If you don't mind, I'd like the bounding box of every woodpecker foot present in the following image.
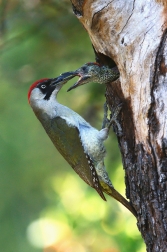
[108,104,123,136]
[101,102,110,129]
[102,103,123,135]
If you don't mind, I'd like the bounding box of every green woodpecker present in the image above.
[28,72,136,217]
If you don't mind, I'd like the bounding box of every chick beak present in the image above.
[67,70,90,92]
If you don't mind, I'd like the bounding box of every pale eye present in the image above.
[41,84,46,89]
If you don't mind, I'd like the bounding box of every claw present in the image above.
[101,102,110,129]
[108,104,123,136]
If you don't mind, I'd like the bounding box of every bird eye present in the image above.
[82,66,86,71]
[41,84,46,89]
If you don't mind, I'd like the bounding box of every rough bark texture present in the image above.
[70,1,167,251]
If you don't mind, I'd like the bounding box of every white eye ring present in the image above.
[41,84,46,89]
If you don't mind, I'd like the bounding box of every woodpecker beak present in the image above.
[51,71,76,86]
[67,71,91,92]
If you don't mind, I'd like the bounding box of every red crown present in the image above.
[28,78,48,102]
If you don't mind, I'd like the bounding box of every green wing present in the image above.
[44,116,106,200]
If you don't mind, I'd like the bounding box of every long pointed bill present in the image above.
[67,75,91,92]
[51,71,76,86]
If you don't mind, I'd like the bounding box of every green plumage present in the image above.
[40,115,106,201]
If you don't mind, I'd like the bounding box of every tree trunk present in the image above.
[70,1,167,251]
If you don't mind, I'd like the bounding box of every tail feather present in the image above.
[101,182,137,217]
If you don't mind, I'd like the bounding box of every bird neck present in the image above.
[30,91,60,119]
[98,66,119,84]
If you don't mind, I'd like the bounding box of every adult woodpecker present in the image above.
[67,62,120,91]
[28,73,137,217]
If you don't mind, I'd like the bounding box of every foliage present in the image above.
[0,1,144,251]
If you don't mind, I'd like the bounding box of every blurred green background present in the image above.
[0,1,145,251]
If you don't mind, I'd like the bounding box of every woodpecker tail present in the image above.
[101,182,137,217]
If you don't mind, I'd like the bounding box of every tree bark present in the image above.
[70,1,167,251]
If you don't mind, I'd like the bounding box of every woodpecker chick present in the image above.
[67,63,122,135]
[67,62,120,91]
[28,74,137,217]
